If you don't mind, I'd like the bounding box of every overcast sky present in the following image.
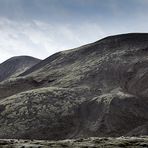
[0,0,148,62]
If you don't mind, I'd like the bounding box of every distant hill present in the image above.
[0,33,148,140]
[0,56,40,82]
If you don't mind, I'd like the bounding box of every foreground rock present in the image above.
[0,137,148,148]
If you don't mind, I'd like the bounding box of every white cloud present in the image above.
[0,17,106,62]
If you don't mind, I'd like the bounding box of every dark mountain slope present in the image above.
[0,56,40,82]
[19,52,62,77]
[1,33,148,99]
[0,33,148,139]
[20,33,148,77]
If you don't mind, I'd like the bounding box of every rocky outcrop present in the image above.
[0,33,148,139]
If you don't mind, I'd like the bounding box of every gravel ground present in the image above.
[0,136,148,148]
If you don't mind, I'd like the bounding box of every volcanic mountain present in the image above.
[0,56,40,82]
[0,33,148,140]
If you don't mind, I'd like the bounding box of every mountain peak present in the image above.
[0,55,41,82]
